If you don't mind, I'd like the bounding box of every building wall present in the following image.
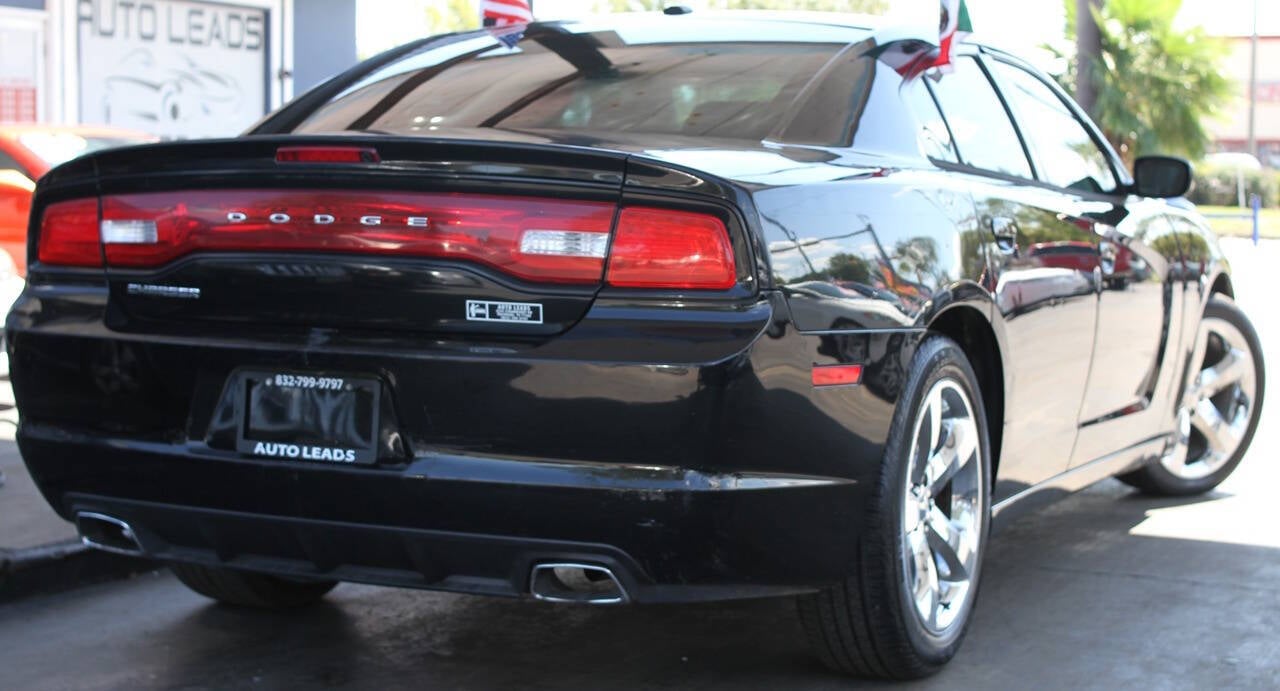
[293,0,357,94]
[1,0,356,134]
[1209,36,1280,164]
[0,2,46,122]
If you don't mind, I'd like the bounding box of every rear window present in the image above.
[292,27,851,143]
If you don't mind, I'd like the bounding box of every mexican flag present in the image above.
[934,0,973,71]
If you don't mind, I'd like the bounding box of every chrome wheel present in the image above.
[1163,316,1258,481]
[901,379,983,636]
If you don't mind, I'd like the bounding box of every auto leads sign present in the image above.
[76,0,269,139]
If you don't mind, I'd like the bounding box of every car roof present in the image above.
[659,9,884,30]
[518,12,869,47]
[518,11,1027,68]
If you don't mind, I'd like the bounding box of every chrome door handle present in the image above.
[1099,240,1118,262]
[1099,240,1118,277]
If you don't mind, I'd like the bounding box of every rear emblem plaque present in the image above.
[466,300,543,324]
[126,283,201,300]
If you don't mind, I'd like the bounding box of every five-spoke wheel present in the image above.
[799,336,991,680]
[1122,296,1265,496]
[902,379,983,635]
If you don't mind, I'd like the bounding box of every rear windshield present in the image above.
[291,23,857,143]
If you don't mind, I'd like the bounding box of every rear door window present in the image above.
[925,56,1032,178]
[901,78,959,163]
[986,59,1118,194]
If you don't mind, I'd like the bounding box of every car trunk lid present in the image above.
[86,136,629,338]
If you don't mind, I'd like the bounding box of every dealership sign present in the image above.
[76,0,269,138]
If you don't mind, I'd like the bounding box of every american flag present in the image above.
[481,0,533,27]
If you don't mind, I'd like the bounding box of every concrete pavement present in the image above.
[1,472,1277,690]
[0,238,1275,689]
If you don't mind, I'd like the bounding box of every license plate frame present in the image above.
[234,370,381,465]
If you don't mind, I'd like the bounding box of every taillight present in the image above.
[35,190,739,291]
[605,207,736,290]
[37,199,102,267]
[276,146,380,164]
[100,190,615,284]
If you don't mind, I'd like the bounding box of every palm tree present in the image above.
[1063,0,1233,164]
[426,0,480,34]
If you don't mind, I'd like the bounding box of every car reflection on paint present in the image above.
[785,280,914,331]
[994,266,1097,317]
[103,49,242,126]
[1028,240,1139,290]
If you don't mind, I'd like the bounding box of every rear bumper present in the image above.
[24,423,866,603]
[10,287,917,602]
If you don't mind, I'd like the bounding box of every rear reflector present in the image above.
[276,146,380,164]
[811,365,864,387]
[100,190,616,284]
[606,207,735,290]
[37,198,102,267]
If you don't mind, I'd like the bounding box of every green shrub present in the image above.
[1189,166,1279,208]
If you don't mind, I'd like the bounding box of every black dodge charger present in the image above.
[9,11,1265,680]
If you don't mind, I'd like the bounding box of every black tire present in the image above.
[798,336,992,679]
[170,563,337,609]
[1119,296,1265,496]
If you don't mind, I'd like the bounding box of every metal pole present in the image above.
[1253,194,1262,246]
[1248,0,1259,158]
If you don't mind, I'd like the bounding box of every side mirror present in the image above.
[1132,156,1193,199]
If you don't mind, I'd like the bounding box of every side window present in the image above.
[925,56,1031,178]
[987,60,1118,194]
[901,78,958,163]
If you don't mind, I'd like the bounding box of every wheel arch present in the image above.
[927,304,1006,484]
[1210,271,1234,299]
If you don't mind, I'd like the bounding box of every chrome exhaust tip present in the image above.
[75,512,145,557]
[530,562,629,605]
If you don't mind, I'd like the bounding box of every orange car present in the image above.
[0,124,156,275]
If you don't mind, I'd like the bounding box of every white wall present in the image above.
[0,6,48,122]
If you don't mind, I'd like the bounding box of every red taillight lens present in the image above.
[605,207,736,290]
[276,146,380,164]
[100,190,615,284]
[37,199,102,267]
[39,190,739,291]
